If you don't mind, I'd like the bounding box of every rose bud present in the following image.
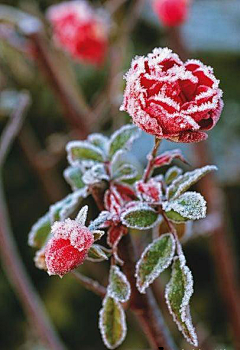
[120,47,223,143]
[153,0,189,27]
[47,1,108,66]
[45,218,94,277]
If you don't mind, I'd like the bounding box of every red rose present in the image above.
[45,219,94,277]
[47,1,108,66]
[120,48,223,143]
[153,0,189,27]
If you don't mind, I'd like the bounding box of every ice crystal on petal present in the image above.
[135,179,162,204]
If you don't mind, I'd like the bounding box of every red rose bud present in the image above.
[47,1,108,66]
[120,48,223,143]
[153,0,189,27]
[45,219,94,277]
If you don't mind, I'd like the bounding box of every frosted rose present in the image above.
[47,1,108,66]
[120,48,223,143]
[153,0,189,27]
[45,219,94,277]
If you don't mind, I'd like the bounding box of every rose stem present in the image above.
[143,137,162,182]
[90,183,177,350]
[167,25,240,348]
[0,93,65,350]
[71,271,106,298]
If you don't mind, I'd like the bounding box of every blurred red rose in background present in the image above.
[47,1,108,66]
[153,0,189,27]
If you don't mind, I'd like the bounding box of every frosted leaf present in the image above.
[108,266,131,303]
[135,179,162,204]
[28,213,51,248]
[108,124,141,158]
[136,233,175,294]
[82,163,109,185]
[66,140,105,166]
[87,133,109,153]
[113,163,138,182]
[167,165,217,200]
[76,205,88,226]
[87,244,109,262]
[110,150,127,174]
[165,166,183,185]
[121,203,160,230]
[99,295,127,349]
[49,190,85,223]
[153,149,187,169]
[163,192,207,222]
[88,211,111,231]
[63,166,85,190]
[165,257,198,347]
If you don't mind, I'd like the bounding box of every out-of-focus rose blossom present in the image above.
[120,47,223,143]
[47,1,108,66]
[45,219,94,277]
[153,0,189,27]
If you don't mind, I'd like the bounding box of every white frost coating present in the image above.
[163,192,207,221]
[87,133,109,153]
[110,149,127,174]
[108,266,131,303]
[49,189,86,224]
[82,163,109,185]
[136,233,176,294]
[165,257,198,347]
[107,124,141,156]
[115,164,138,181]
[120,203,160,230]
[92,230,105,241]
[99,294,127,350]
[167,165,217,200]
[28,213,49,247]
[66,140,105,166]
[135,179,162,204]
[88,211,111,231]
[165,166,183,184]
[76,205,88,226]
[86,244,108,262]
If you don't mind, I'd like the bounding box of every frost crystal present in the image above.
[76,205,88,226]
[108,266,131,303]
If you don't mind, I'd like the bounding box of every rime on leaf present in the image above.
[108,124,141,158]
[121,204,159,230]
[28,213,51,248]
[66,141,105,165]
[64,166,85,190]
[87,244,109,262]
[99,295,127,349]
[108,266,131,303]
[136,233,175,293]
[165,257,198,346]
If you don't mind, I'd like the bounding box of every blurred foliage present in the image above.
[0,0,239,349]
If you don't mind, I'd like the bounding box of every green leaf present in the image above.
[121,204,159,230]
[88,133,108,152]
[28,213,51,248]
[108,266,131,303]
[136,234,175,293]
[167,165,217,200]
[165,257,198,347]
[113,163,138,182]
[163,192,207,223]
[64,166,85,190]
[165,166,183,185]
[66,140,104,164]
[50,190,84,223]
[87,244,109,262]
[99,295,127,349]
[108,124,141,158]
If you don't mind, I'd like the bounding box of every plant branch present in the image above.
[90,182,177,350]
[143,137,162,182]
[71,271,106,298]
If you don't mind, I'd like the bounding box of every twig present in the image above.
[0,96,65,349]
[71,271,106,298]
[0,92,30,167]
[143,137,161,182]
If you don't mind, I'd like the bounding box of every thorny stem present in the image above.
[71,271,106,298]
[90,182,177,350]
[0,96,65,350]
[143,137,162,182]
